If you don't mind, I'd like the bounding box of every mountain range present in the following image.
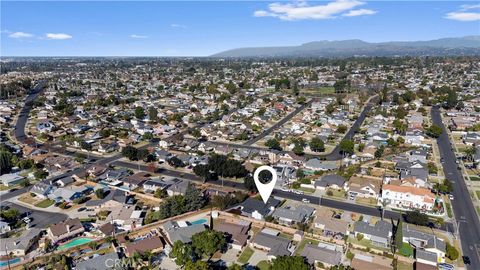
[211,36,480,57]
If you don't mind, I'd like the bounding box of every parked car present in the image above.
[449,194,454,201]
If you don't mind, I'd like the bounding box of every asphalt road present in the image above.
[2,202,68,229]
[325,96,379,161]
[209,96,378,161]
[113,160,454,232]
[431,106,480,269]
[244,99,314,145]
[14,81,46,143]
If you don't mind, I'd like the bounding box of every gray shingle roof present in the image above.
[301,244,342,265]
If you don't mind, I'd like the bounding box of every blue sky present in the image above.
[1,1,479,56]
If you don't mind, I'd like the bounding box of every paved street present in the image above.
[244,99,313,145]
[113,160,455,233]
[431,106,480,269]
[2,201,68,229]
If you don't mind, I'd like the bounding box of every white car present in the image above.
[302,198,310,203]
[449,194,454,201]
[22,217,31,223]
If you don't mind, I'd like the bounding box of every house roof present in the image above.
[76,252,119,270]
[49,218,84,237]
[124,236,164,256]
[239,197,281,217]
[416,249,437,263]
[163,222,206,243]
[0,228,41,254]
[316,174,346,187]
[214,220,250,247]
[353,220,391,240]
[272,205,315,223]
[300,244,342,265]
[252,232,291,257]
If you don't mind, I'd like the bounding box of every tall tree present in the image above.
[0,151,13,175]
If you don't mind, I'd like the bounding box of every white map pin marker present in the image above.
[254,165,277,204]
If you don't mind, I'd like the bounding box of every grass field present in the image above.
[476,190,480,200]
[445,202,453,218]
[35,199,55,208]
[301,86,336,96]
[237,247,254,264]
[470,176,480,181]
[256,260,271,270]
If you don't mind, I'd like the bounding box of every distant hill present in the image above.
[211,36,480,57]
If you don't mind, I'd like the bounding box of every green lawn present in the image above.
[469,176,480,181]
[295,238,320,255]
[35,199,54,208]
[445,202,453,218]
[476,191,480,200]
[399,243,414,257]
[256,260,271,270]
[302,86,335,95]
[298,187,315,194]
[237,247,254,264]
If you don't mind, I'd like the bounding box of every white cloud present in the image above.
[460,4,480,11]
[130,34,148,39]
[9,32,34,38]
[171,24,187,29]
[342,9,376,17]
[445,4,480,21]
[253,0,376,21]
[45,33,72,40]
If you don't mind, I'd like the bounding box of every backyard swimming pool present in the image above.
[57,237,92,251]
[189,218,208,225]
[0,258,21,267]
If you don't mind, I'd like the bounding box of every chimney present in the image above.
[66,225,70,233]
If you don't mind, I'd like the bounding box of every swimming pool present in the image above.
[0,258,21,267]
[189,218,208,225]
[57,237,93,251]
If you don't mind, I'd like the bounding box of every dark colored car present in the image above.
[462,256,471,265]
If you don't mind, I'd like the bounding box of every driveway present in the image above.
[248,249,268,266]
[221,247,241,266]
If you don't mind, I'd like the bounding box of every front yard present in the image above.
[237,247,254,264]
[35,199,55,208]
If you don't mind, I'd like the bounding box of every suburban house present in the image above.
[250,230,293,259]
[351,253,394,270]
[381,184,437,211]
[166,179,189,196]
[30,182,55,199]
[49,186,92,202]
[76,252,119,270]
[47,218,85,244]
[300,243,342,267]
[124,236,164,257]
[85,189,134,209]
[272,205,315,225]
[314,174,346,190]
[314,210,350,237]
[402,224,446,263]
[346,176,382,199]
[106,205,144,231]
[162,221,206,244]
[0,228,41,256]
[236,197,281,220]
[213,220,251,250]
[0,173,25,187]
[353,220,392,248]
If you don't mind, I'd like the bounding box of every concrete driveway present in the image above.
[248,249,268,266]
